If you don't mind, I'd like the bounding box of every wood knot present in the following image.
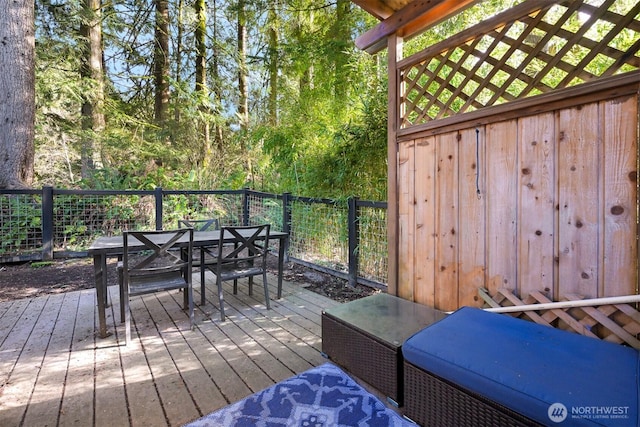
[610,205,624,215]
[522,168,530,175]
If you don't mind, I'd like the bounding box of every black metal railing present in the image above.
[0,187,387,287]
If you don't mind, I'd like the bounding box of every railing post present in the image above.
[155,187,163,230]
[41,186,54,261]
[348,197,359,287]
[282,192,291,262]
[242,188,250,226]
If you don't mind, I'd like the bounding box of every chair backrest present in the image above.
[178,218,220,231]
[123,228,193,283]
[217,224,270,268]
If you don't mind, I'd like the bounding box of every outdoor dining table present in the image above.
[88,229,289,338]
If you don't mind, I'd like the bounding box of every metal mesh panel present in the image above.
[161,192,243,229]
[358,204,388,284]
[0,193,43,257]
[289,199,349,272]
[53,194,155,252]
[246,193,283,232]
[0,189,390,287]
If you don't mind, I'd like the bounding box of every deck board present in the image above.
[0,271,340,426]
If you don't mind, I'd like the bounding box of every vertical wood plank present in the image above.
[414,136,437,306]
[485,120,518,297]
[518,113,556,298]
[601,95,638,296]
[58,289,97,427]
[387,34,403,295]
[458,127,485,307]
[434,131,459,311]
[397,140,415,300]
[22,292,80,427]
[557,103,600,298]
[0,296,52,427]
[108,296,157,427]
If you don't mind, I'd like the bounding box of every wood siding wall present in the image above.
[397,93,638,312]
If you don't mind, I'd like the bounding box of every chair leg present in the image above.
[117,261,125,323]
[248,277,253,296]
[218,277,226,321]
[183,283,188,309]
[124,287,131,345]
[188,284,194,330]
[262,272,271,310]
[233,279,238,295]
[200,252,206,306]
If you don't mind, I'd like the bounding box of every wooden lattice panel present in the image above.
[400,0,640,128]
[478,288,640,349]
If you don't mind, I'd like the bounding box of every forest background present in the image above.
[14,0,388,200]
[2,0,523,200]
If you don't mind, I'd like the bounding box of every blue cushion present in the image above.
[402,306,640,426]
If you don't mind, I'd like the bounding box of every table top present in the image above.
[88,229,287,255]
[323,293,447,348]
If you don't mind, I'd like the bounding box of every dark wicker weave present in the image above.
[403,361,544,427]
[321,314,402,404]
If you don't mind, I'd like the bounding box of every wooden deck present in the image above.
[0,271,342,426]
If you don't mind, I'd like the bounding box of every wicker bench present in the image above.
[402,307,640,427]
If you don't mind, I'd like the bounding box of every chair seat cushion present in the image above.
[402,306,640,426]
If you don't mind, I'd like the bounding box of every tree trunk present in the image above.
[0,0,35,189]
[80,0,106,179]
[297,10,314,96]
[237,0,251,181]
[237,0,248,130]
[195,0,210,165]
[153,0,170,125]
[333,0,350,105]
[211,0,224,150]
[174,0,184,124]
[267,1,278,125]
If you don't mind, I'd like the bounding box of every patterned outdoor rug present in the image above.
[184,362,413,427]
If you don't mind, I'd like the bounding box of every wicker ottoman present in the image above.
[402,307,640,426]
[321,293,446,406]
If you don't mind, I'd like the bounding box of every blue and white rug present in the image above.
[185,362,413,427]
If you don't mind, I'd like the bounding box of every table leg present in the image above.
[93,254,111,338]
[277,237,285,299]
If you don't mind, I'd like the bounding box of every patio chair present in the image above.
[177,218,220,232]
[121,228,194,344]
[178,218,221,298]
[201,224,271,321]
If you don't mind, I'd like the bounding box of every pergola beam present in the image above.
[350,0,396,20]
[355,0,478,54]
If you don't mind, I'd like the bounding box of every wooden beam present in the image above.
[355,0,477,54]
[386,34,402,296]
[350,0,396,20]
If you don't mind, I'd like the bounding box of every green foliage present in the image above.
[30,261,54,268]
[0,196,42,255]
[32,0,390,200]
